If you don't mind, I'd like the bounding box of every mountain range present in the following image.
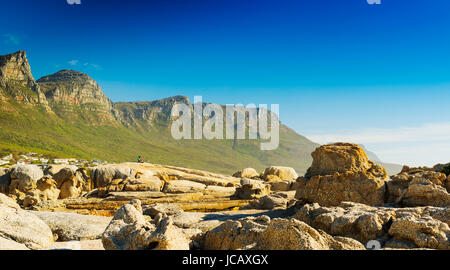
[0,51,402,175]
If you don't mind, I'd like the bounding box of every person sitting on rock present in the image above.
[137,156,143,163]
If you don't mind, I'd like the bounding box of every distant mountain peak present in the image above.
[0,50,48,105]
[37,69,92,83]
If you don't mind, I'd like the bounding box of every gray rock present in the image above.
[0,236,29,250]
[9,165,43,192]
[102,199,189,250]
[93,166,134,188]
[143,203,184,218]
[31,211,112,241]
[0,193,53,249]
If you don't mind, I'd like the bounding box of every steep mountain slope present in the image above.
[0,51,319,174]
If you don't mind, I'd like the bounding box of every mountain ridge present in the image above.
[0,50,401,175]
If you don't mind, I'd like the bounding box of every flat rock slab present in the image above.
[41,239,104,250]
[30,211,112,241]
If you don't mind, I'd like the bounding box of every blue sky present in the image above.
[1,0,450,166]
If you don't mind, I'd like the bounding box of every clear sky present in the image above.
[1,0,450,166]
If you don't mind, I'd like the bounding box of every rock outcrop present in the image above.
[9,165,44,194]
[203,215,365,250]
[293,201,449,250]
[233,168,259,179]
[0,51,48,105]
[31,211,111,241]
[234,178,271,199]
[37,70,113,118]
[261,166,298,182]
[295,143,387,207]
[102,199,189,250]
[0,193,53,249]
[386,170,450,207]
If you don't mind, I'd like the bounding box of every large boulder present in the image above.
[46,166,78,188]
[102,199,189,250]
[31,211,112,241]
[294,202,395,243]
[386,170,450,207]
[59,174,84,199]
[261,166,298,181]
[245,194,288,210]
[203,216,270,250]
[306,143,386,178]
[93,166,134,188]
[44,165,78,177]
[295,143,387,207]
[388,216,449,250]
[293,201,450,249]
[203,215,364,250]
[256,218,365,250]
[0,193,53,249]
[22,176,60,207]
[234,178,271,200]
[233,168,259,179]
[9,165,43,193]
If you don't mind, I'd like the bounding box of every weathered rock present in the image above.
[44,164,78,177]
[59,174,84,199]
[295,172,386,207]
[270,180,294,191]
[389,216,449,250]
[143,203,184,218]
[204,185,236,197]
[306,143,386,178]
[145,216,190,250]
[9,165,43,193]
[0,193,53,249]
[233,168,259,179]
[32,211,112,241]
[0,237,29,250]
[246,194,288,210]
[102,199,189,250]
[234,178,271,200]
[203,215,364,250]
[93,166,134,188]
[203,216,270,250]
[162,180,206,194]
[295,143,387,207]
[261,166,298,181]
[22,176,60,207]
[256,218,365,250]
[294,202,395,243]
[293,201,450,249]
[48,166,78,187]
[123,177,163,192]
[387,171,450,207]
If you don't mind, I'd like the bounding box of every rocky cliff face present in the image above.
[37,70,112,112]
[113,96,191,127]
[0,51,47,105]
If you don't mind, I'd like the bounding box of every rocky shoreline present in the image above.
[0,143,448,250]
